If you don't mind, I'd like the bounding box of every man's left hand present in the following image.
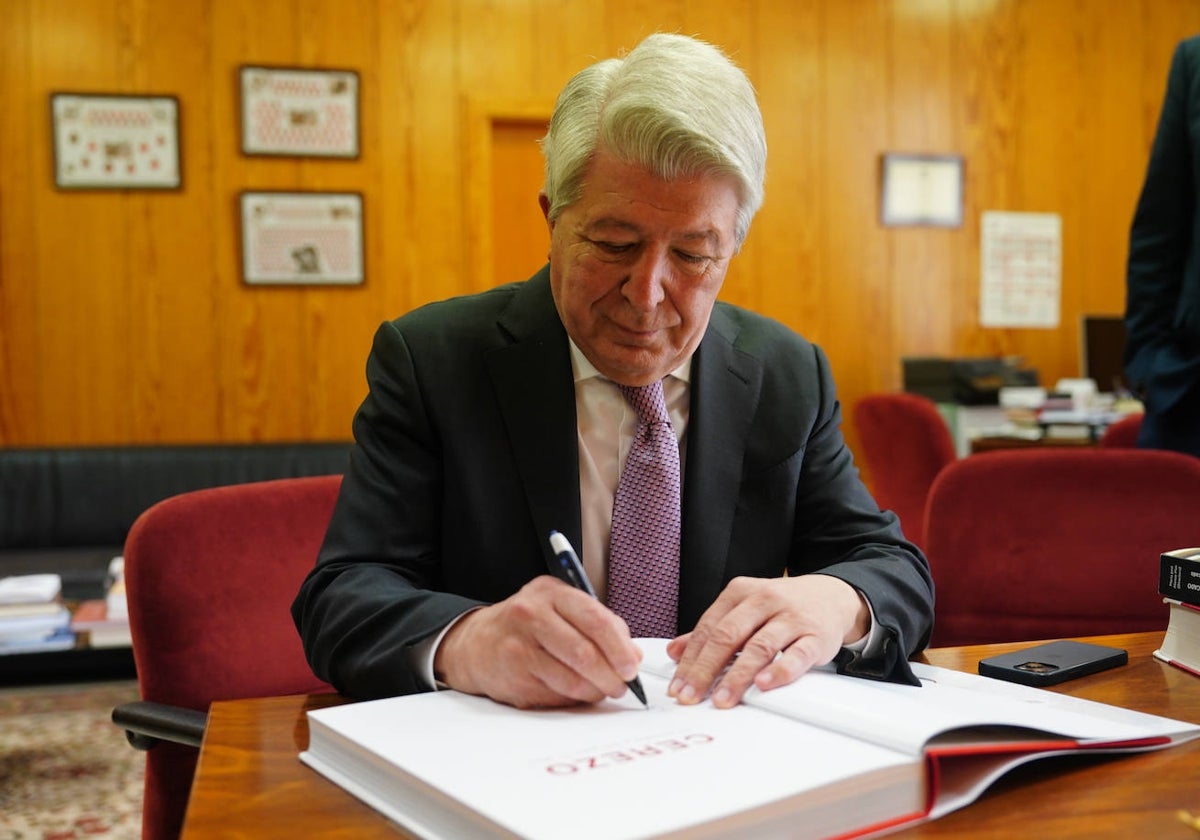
[665,574,869,709]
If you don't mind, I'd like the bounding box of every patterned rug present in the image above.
[0,680,144,839]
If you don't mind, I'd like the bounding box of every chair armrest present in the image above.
[112,700,207,750]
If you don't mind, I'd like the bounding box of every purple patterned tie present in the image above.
[607,379,681,638]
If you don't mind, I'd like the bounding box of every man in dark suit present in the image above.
[292,33,934,709]
[1125,33,1200,457]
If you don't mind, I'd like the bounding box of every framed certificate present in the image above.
[240,65,360,158]
[50,92,182,189]
[239,191,364,286]
[879,153,964,228]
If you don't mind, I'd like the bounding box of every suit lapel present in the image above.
[485,269,583,564]
[678,306,762,630]
[484,276,763,628]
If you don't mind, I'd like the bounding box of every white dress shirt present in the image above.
[570,340,690,600]
[415,339,878,688]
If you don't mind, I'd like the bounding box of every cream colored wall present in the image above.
[2,1,1198,451]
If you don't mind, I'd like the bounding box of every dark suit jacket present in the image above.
[1125,34,1200,455]
[292,267,934,699]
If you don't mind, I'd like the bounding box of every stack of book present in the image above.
[0,573,75,654]
[70,557,131,649]
[1155,547,1200,677]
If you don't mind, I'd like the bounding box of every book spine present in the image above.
[1159,549,1200,607]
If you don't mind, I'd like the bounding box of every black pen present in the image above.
[546,530,648,708]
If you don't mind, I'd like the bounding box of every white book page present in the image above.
[303,671,922,840]
[635,639,1200,757]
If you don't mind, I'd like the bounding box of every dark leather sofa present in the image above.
[0,442,351,681]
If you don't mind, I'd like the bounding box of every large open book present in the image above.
[300,639,1200,840]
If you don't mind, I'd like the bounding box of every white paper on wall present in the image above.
[979,211,1061,328]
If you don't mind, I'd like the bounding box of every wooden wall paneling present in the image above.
[296,0,372,67]
[1074,5,1144,320]
[6,0,1200,448]
[284,3,363,441]
[330,0,466,440]
[344,0,387,388]
[679,6,761,315]
[30,0,127,444]
[372,0,451,325]
[528,0,607,91]
[1005,0,1083,387]
[0,0,37,442]
[227,285,357,443]
[124,2,221,443]
[295,0,380,441]
[213,0,302,441]
[387,1,465,309]
[299,289,368,441]
[951,0,1020,361]
[819,2,892,457]
[886,0,957,386]
[600,0,687,57]
[458,0,542,293]
[210,6,253,442]
[748,2,825,342]
[458,0,539,98]
[203,0,375,442]
[959,4,1028,369]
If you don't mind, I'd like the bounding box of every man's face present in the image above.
[542,146,740,386]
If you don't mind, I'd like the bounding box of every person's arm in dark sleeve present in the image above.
[1125,40,1195,394]
[788,344,935,685]
[291,321,483,699]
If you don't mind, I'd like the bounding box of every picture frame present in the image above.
[50,92,182,190]
[239,191,364,286]
[879,153,964,228]
[239,65,360,158]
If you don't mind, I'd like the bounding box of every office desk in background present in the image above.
[181,632,1200,839]
[968,435,1095,454]
[940,404,1105,457]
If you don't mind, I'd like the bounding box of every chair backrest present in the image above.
[922,448,1200,647]
[124,475,339,840]
[1098,413,1143,448]
[853,392,957,548]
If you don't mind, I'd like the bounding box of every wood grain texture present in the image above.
[2,1,1199,447]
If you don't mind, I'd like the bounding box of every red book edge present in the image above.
[1154,650,1200,679]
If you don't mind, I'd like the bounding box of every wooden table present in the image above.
[182,632,1200,838]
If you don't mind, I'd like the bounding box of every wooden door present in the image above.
[489,119,551,286]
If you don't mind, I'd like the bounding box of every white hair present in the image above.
[540,33,767,247]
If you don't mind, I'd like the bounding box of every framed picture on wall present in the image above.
[879,153,964,227]
[50,92,182,189]
[239,65,360,158]
[239,191,364,286]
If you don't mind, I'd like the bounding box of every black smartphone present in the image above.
[978,640,1128,687]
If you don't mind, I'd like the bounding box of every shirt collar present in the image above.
[567,338,692,385]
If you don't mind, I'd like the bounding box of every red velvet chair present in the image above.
[922,448,1200,647]
[853,392,957,548]
[1098,412,1143,448]
[114,475,339,840]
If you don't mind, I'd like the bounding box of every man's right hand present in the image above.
[433,576,643,708]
